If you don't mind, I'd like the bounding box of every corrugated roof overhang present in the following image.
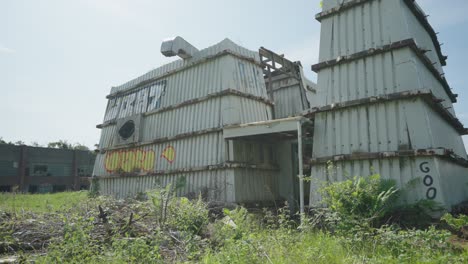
[223,116,310,140]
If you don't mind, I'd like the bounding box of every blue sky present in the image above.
[1,0,467,150]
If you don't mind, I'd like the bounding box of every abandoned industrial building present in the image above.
[0,144,95,193]
[93,0,468,211]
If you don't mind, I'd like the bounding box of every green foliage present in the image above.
[148,176,187,229]
[209,207,262,245]
[149,176,208,236]
[39,216,101,263]
[2,189,468,263]
[88,178,100,198]
[47,140,72,149]
[168,196,209,235]
[442,213,468,230]
[111,237,162,263]
[38,218,163,263]
[47,140,90,150]
[320,174,399,226]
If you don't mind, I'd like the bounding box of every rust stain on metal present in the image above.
[311,38,455,102]
[310,148,468,168]
[303,90,466,135]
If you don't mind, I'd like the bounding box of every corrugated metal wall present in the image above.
[319,0,444,74]
[100,170,235,201]
[313,99,467,158]
[234,169,279,202]
[95,39,275,202]
[268,74,309,119]
[94,132,225,175]
[311,0,468,208]
[316,48,455,113]
[309,156,460,207]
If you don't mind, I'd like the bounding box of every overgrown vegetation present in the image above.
[1,175,467,263]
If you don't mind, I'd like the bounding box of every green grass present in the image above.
[0,191,88,213]
[1,191,467,263]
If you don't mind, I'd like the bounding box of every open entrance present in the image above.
[223,116,314,212]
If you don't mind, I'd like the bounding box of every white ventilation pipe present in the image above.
[161,36,199,59]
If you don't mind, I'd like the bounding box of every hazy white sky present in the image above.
[1,0,467,150]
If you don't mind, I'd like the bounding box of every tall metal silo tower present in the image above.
[309,0,468,208]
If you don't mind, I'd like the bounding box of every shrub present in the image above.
[167,196,209,235]
[442,213,468,230]
[111,237,162,263]
[88,177,100,198]
[442,213,468,238]
[320,174,399,226]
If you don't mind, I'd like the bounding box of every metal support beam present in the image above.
[297,121,305,216]
[98,162,280,179]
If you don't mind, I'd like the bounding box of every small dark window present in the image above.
[118,120,135,140]
[33,165,48,176]
[77,167,88,177]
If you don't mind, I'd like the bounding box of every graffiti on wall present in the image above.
[105,149,156,173]
[104,80,167,122]
[419,162,437,200]
[161,146,176,163]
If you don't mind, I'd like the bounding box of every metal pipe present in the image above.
[297,121,304,216]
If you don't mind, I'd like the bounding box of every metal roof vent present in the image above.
[161,36,199,59]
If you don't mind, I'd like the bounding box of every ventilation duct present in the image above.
[161,36,199,59]
[114,114,141,146]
